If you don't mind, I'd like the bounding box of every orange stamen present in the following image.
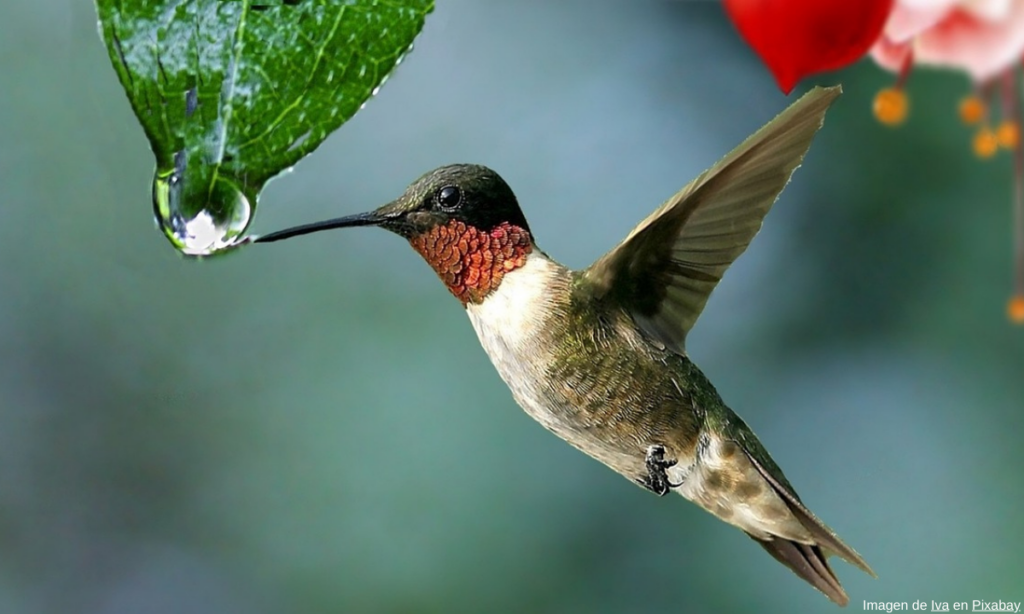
[1008,295,1024,323]
[997,120,1020,149]
[959,96,986,125]
[873,88,908,126]
[974,127,999,158]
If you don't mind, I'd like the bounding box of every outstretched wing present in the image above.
[581,86,840,354]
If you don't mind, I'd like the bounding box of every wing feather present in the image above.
[582,86,841,354]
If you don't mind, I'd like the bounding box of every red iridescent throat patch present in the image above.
[409,220,532,305]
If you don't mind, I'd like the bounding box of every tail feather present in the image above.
[685,429,875,604]
[751,535,849,606]
[744,449,876,578]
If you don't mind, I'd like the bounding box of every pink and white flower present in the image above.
[870,0,1024,82]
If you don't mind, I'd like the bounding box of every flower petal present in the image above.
[883,4,953,41]
[870,36,915,73]
[962,0,1013,20]
[914,1,1024,81]
[725,0,895,93]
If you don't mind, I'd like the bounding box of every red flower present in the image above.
[724,0,895,93]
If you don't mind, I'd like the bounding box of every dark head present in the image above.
[257,164,535,304]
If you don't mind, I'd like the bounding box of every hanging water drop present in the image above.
[152,154,253,257]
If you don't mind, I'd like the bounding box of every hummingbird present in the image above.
[256,85,873,605]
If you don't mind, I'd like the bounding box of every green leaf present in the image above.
[95,0,433,256]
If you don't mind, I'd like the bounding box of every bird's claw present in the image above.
[637,444,683,496]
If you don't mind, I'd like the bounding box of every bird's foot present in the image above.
[637,444,683,496]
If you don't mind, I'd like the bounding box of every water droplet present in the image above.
[395,42,415,67]
[153,158,253,257]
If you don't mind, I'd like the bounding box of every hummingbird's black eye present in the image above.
[436,185,462,211]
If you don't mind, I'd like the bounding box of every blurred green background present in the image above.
[2,1,1022,613]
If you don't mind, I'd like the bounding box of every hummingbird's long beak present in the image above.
[254,210,393,243]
